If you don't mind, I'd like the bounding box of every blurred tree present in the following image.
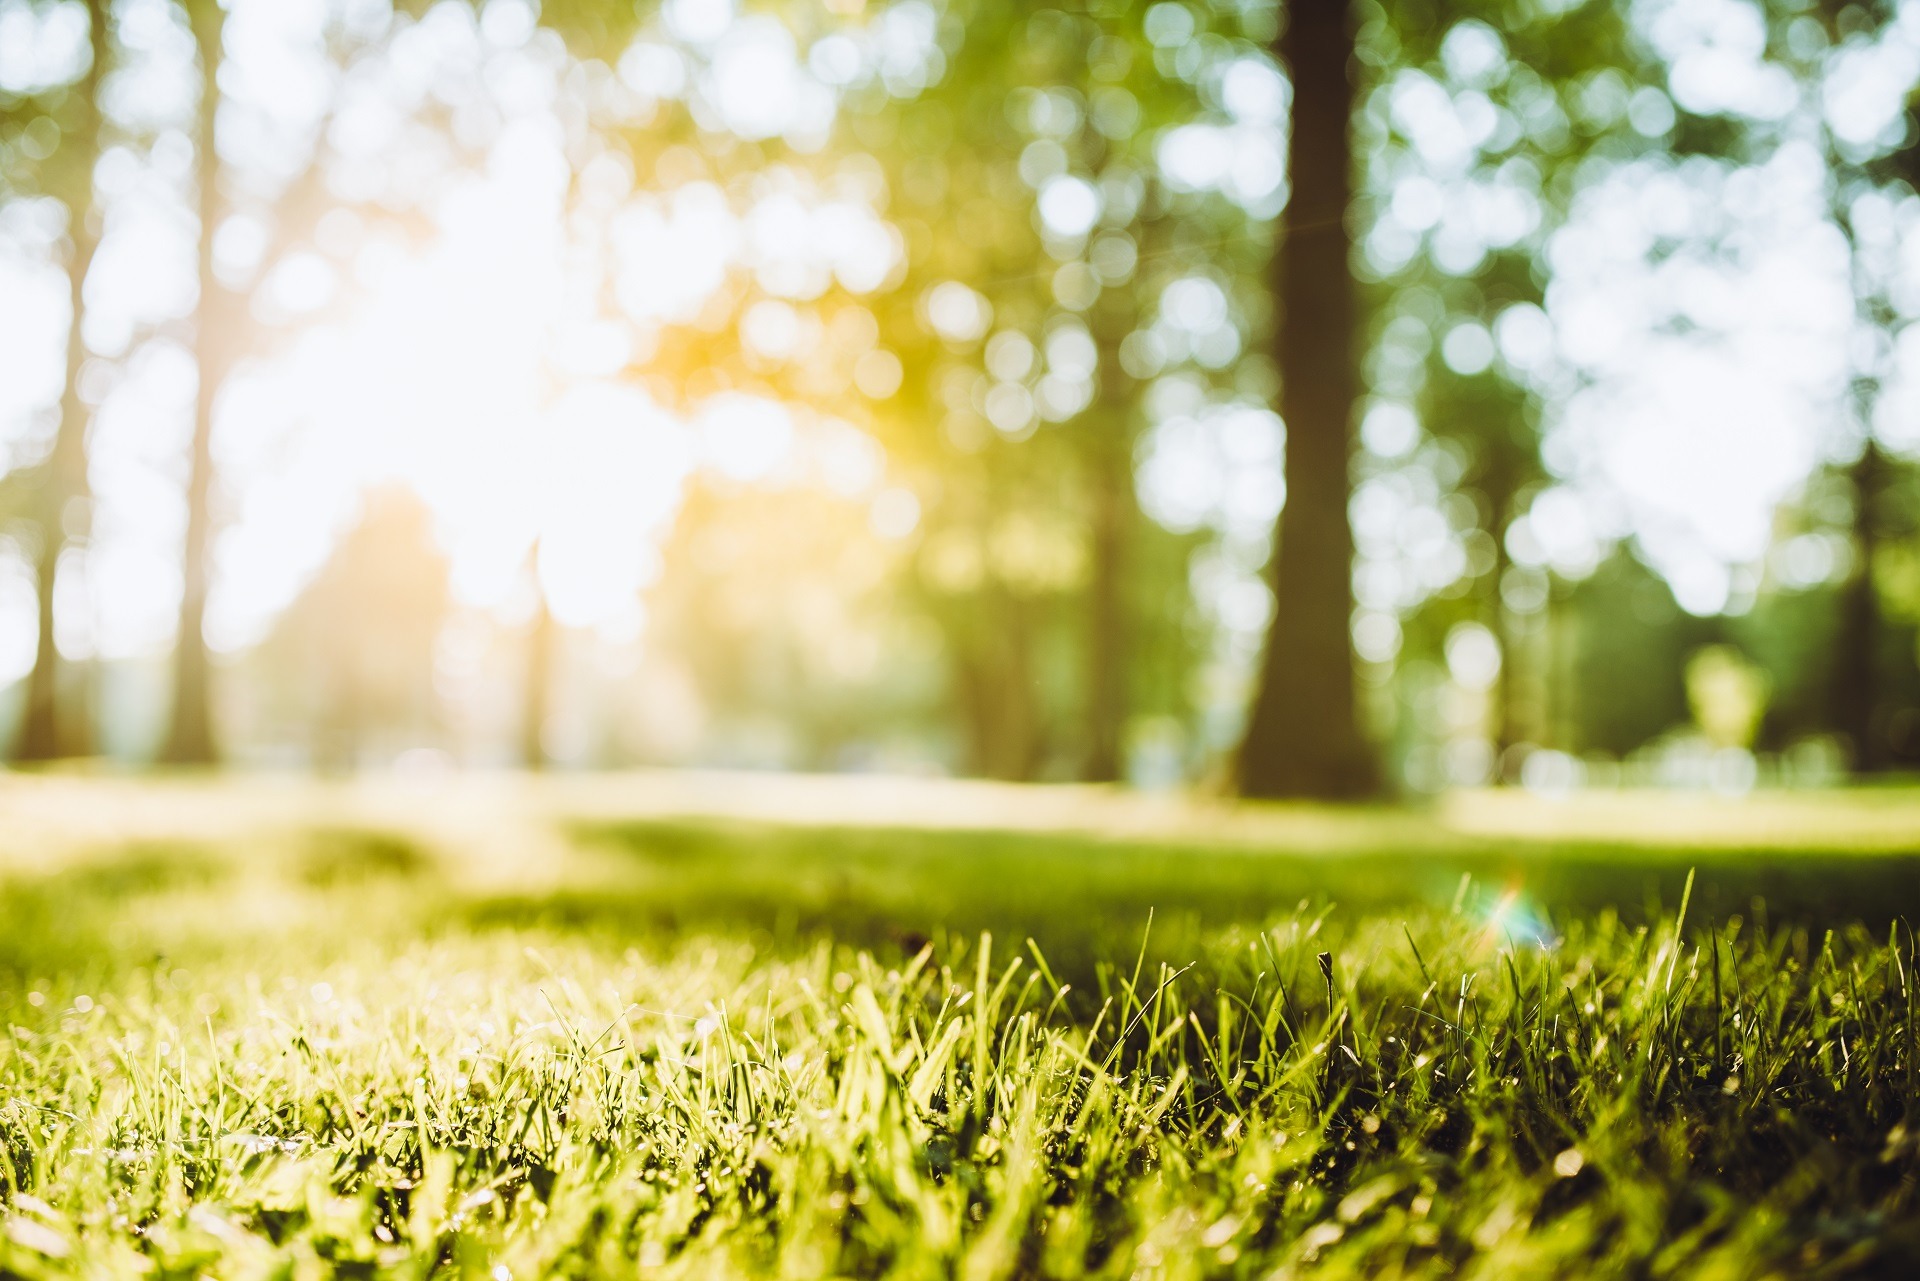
[7,0,110,762]
[1238,0,1378,798]
[646,479,938,769]
[1836,106,1920,773]
[535,0,1446,786]
[825,7,1094,780]
[1563,551,1706,757]
[1833,439,1896,768]
[1741,479,1920,762]
[160,0,457,765]
[523,543,555,772]
[257,490,450,770]
[1827,92,1909,772]
[1735,576,1844,749]
[160,0,226,766]
[522,0,951,766]
[409,0,1920,786]
[554,0,1678,789]
[865,75,1101,779]
[1354,0,1665,782]
[854,0,1235,782]
[1747,0,1920,771]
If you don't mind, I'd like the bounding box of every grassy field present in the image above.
[4,774,1920,1277]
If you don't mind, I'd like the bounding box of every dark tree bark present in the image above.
[161,0,226,766]
[1834,439,1885,772]
[1487,485,1519,774]
[1084,444,1126,782]
[16,0,109,763]
[1082,341,1133,784]
[957,585,1042,780]
[1237,0,1377,799]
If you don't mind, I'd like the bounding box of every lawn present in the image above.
[3,774,1920,1277]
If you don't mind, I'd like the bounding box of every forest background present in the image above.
[3,0,1917,797]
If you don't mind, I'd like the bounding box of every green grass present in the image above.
[4,779,1920,1277]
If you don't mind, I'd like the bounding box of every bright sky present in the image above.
[5,0,1920,688]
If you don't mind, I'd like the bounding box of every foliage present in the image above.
[11,0,1920,785]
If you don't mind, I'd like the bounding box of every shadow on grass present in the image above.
[453,817,1920,967]
[0,830,439,980]
[299,827,435,886]
[12,815,1920,984]
[0,841,231,975]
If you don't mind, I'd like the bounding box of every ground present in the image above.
[3,773,1920,1277]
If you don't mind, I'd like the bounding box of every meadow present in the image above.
[4,774,1920,1278]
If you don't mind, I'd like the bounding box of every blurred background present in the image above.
[1,0,1916,797]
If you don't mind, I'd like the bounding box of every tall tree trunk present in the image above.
[161,0,225,765]
[1835,439,1884,773]
[523,570,553,771]
[1541,580,1563,752]
[16,0,109,763]
[1084,449,1126,782]
[1083,349,1131,783]
[989,589,1040,779]
[1488,489,1518,777]
[959,584,1040,780]
[956,645,994,776]
[1237,0,1377,799]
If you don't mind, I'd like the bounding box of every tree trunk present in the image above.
[1083,355,1131,783]
[161,0,225,766]
[957,584,1041,780]
[989,589,1040,779]
[523,572,553,771]
[1084,451,1126,782]
[1237,0,1377,799]
[16,0,109,763]
[1488,489,1518,777]
[1835,439,1885,773]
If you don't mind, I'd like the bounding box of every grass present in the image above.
[3,775,1920,1277]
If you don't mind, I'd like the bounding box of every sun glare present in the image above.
[204,43,877,655]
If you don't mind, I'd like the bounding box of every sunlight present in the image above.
[535,382,691,632]
[14,0,1920,1263]
[214,105,715,647]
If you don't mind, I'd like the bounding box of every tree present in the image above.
[847,0,1231,782]
[1392,3,1659,773]
[1239,0,1667,794]
[160,0,225,765]
[1238,0,1377,799]
[544,0,1077,777]
[832,7,1101,781]
[643,479,935,769]
[258,490,450,770]
[1829,19,1920,774]
[1833,438,1891,769]
[522,544,555,771]
[13,0,110,763]
[1752,0,1920,772]
[159,0,450,765]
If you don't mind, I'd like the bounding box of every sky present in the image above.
[4,0,1920,690]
